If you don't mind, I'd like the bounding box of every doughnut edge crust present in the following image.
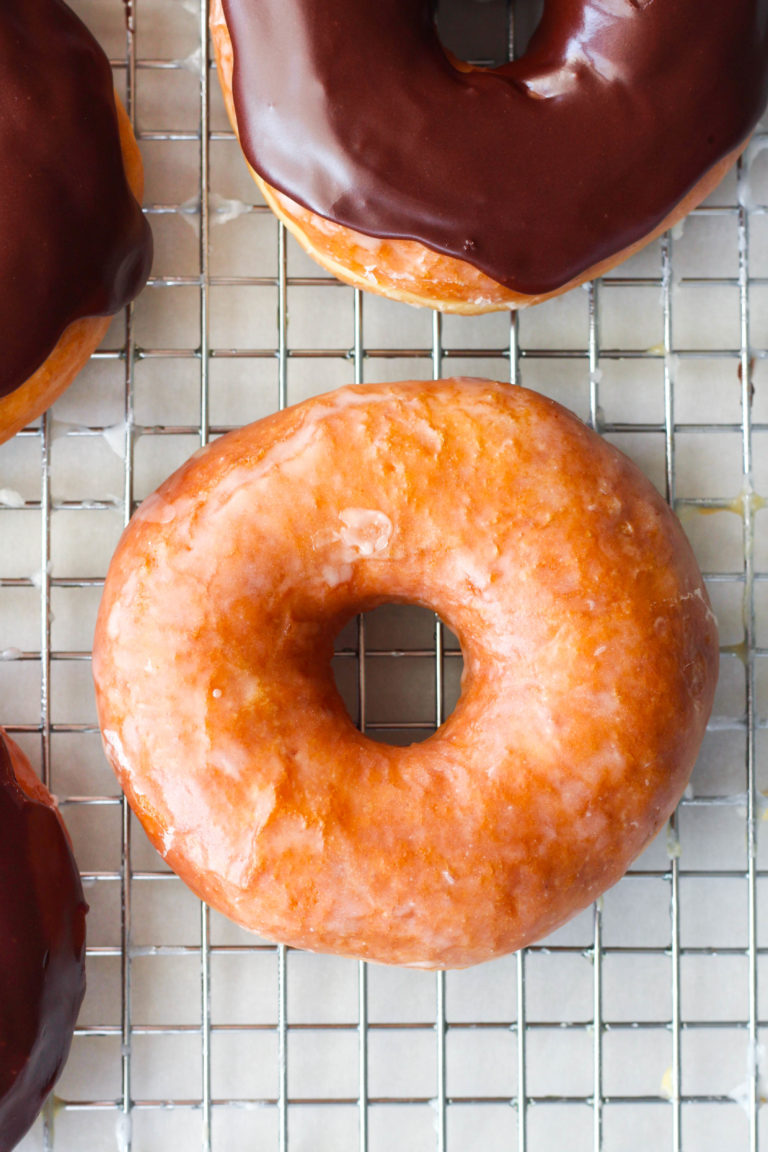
[0,731,87,1150]
[93,379,719,968]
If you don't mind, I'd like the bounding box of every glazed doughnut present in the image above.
[210,0,768,312]
[0,730,87,1150]
[93,379,718,969]
[0,0,152,447]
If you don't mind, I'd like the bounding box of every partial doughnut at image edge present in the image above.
[0,0,152,447]
[0,730,87,1151]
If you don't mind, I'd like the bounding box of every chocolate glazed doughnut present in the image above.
[0,731,87,1151]
[212,0,768,311]
[0,0,152,445]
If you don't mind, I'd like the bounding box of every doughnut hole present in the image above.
[435,0,544,67]
[333,603,464,746]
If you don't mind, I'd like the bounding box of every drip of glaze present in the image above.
[0,0,152,399]
[0,733,87,1151]
[221,0,768,294]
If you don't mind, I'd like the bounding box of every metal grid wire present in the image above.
[0,0,767,1148]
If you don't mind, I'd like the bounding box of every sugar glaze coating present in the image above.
[93,380,717,968]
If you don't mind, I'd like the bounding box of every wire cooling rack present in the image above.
[1,0,767,1149]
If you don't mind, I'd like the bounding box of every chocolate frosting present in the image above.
[222,0,768,294]
[0,0,152,400]
[0,734,87,1152]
